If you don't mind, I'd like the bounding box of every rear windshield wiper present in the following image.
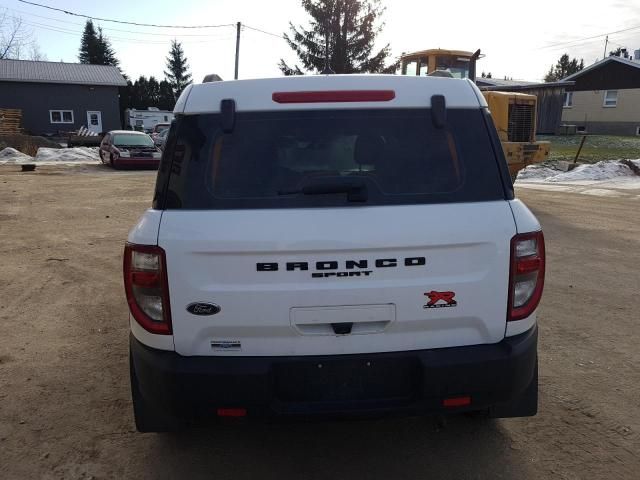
[278,179,368,202]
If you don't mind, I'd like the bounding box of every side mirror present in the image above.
[431,95,447,129]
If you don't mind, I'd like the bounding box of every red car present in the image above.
[99,130,162,169]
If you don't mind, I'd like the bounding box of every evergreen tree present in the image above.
[123,76,176,112]
[96,27,119,66]
[164,40,192,98]
[544,54,584,82]
[279,0,397,75]
[79,20,119,66]
[132,76,151,108]
[158,80,176,111]
[78,20,99,64]
[147,76,161,105]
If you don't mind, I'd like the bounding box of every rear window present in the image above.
[155,108,506,209]
[113,134,154,147]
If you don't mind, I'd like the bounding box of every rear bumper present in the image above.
[130,326,537,420]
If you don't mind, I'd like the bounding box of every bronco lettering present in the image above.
[257,257,425,278]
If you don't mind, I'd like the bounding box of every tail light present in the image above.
[123,244,172,334]
[508,231,545,321]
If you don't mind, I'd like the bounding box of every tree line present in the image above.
[78,19,192,116]
[9,0,600,103]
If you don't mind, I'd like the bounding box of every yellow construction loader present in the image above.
[400,49,550,177]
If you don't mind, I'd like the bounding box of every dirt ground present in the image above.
[0,164,638,480]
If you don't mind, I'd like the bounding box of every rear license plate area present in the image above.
[273,356,421,404]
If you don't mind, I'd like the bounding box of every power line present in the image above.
[243,24,286,40]
[14,16,236,45]
[17,0,235,29]
[538,23,640,50]
[4,5,236,37]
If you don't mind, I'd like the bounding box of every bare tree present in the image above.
[0,9,35,60]
[29,43,47,61]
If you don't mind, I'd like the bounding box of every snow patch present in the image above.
[0,147,100,165]
[34,147,100,164]
[516,160,639,183]
[0,147,33,163]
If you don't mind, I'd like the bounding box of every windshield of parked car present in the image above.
[157,108,506,209]
[113,134,154,147]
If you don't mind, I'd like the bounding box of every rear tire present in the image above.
[489,359,538,418]
[109,154,118,170]
[130,353,184,433]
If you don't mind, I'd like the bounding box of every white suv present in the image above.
[124,74,544,432]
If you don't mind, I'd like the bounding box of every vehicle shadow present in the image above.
[143,415,532,479]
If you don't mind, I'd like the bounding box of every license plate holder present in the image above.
[273,356,420,403]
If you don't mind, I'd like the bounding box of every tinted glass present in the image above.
[113,134,154,147]
[434,56,471,79]
[157,108,506,210]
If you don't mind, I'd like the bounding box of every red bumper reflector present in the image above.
[272,90,396,104]
[217,408,247,417]
[443,396,472,408]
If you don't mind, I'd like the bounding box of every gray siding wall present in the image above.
[575,122,640,136]
[0,81,121,134]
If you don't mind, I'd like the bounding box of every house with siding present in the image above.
[0,59,126,136]
[560,55,640,135]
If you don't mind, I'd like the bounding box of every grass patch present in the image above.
[540,135,640,163]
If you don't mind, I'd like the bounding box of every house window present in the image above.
[603,90,618,107]
[563,92,573,108]
[50,110,74,124]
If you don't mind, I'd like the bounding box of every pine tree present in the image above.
[544,54,584,82]
[164,40,192,98]
[147,76,161,105]
[279,0,397,75]
[79,20,119,66]
[78,20,99,64]
[158,80,176,111]
[96,27,119,66]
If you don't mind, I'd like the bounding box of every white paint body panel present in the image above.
[178,75,481,114]
[130,316,174,350]
[157,202,517,356]
[125,77,546,354]
[127,209,162,245]
[508,199,541,234]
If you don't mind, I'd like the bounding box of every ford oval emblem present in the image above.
[186,302,221,316]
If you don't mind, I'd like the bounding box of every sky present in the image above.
[2,0,640,83]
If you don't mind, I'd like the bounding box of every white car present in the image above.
[124,74,545,432]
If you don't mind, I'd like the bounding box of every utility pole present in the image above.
[234,22,241,80]
[603,35,608,60]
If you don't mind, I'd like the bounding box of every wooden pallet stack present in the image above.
[0,109,23,135]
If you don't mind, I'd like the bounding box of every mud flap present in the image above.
[489,359,538,418]
[130,353,185,433]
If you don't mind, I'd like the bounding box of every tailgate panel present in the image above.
[159,202,516,356]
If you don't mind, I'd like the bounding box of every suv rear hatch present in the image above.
[155,105,515,356]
